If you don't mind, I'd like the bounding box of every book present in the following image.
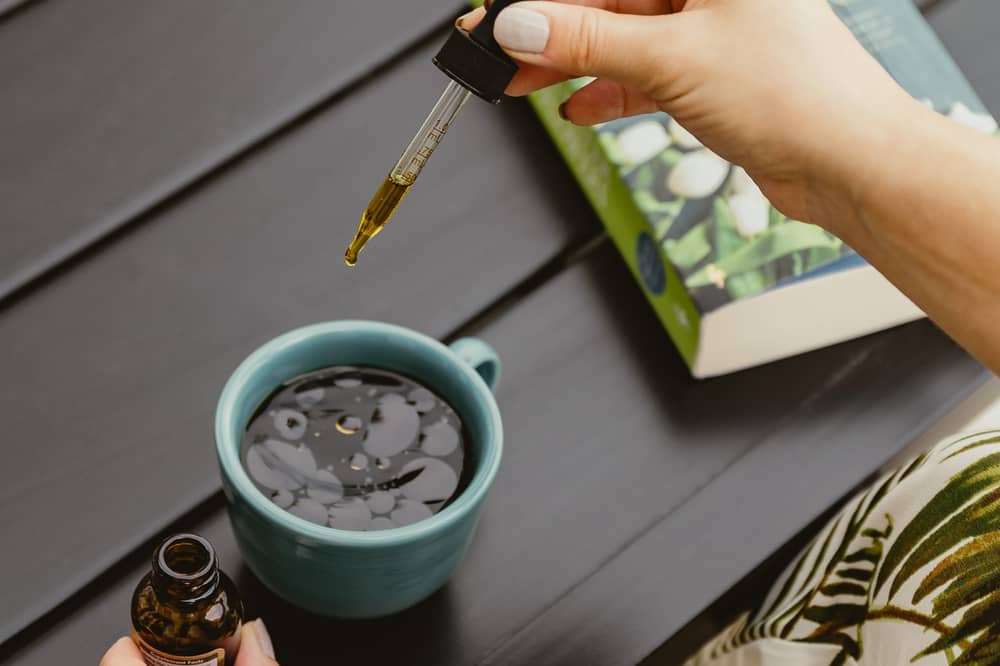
[524,0,998,377]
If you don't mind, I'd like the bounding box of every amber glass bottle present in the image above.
[130,533,243,666]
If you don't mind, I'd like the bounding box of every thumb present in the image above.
[236,619,278,666]
[492,1,677,93]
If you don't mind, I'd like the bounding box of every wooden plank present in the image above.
[0,32,600,644]
[458,251,985,666]
[0,0,462,302]
[1,504,233,666]
[480,7,1000,658]
[484,269,984,666]
[5,246,985,665]
[927,0,1000,114]
[0,0,31,19]
[4,0,987,657]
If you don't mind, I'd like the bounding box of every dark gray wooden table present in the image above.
[1,1,996,664]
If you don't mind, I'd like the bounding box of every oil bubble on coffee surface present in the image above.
[240,366,473,532]
[294,387,325,409]
[274,409,307,440]
[365,491,395,514]
[391,499,434,526]
[270,489,294,508]
[421,420,460,457]
[363,395,419,458]
[407,387,436,413]
[288,497,328,525]
[306,469,343,504]
[369,517,396,531]
[327,497,372,531]
[336,415,362,435]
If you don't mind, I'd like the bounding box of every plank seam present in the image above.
[475,340,887,665]
[474,1,960,660]
[0,10,461,311]
[0,232,604,651]
[443,231,608,344]
[0,490,226,660]
[0,0,39,25]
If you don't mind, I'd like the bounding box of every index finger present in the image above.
[456,0,678,95]
[457,0,680,32]
[457,0,674,30]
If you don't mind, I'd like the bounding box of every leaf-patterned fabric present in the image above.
[687,430,1000,665]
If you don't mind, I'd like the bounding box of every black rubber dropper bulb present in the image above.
[433,0,526,104]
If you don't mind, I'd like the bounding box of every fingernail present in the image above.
[455,9,476,29]
[558,102,569,121]
[494,7,550,53]
[253,618,276,659]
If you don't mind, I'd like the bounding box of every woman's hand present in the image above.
[466,0,1000,374]
[100,619,277,666]
[461,0,920,230]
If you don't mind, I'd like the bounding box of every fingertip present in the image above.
[99,637,143,666]
[496,1,676,92]
[237,619,278,665]
[494,4,552,56]
[562,79,658,125]
[456,6,486,30]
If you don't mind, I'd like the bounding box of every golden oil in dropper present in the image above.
[345,174,414,267]
[343,80,470,267]
[342,0,523,266]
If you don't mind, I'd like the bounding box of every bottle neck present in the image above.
[151,533,221,605]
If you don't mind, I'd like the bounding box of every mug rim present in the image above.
[215,320,503,548]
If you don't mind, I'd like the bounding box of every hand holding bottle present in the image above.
[100,619,277,666]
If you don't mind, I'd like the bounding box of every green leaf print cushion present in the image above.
[687,430,1000,666]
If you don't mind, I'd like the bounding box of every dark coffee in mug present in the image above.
[239,366,473,532]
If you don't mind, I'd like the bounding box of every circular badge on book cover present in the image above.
[636,232,666,296]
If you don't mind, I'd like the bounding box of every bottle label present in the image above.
[132,632,224,666]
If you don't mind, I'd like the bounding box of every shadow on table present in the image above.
[533,244,985,665]
[641,497,853,665]
[572,243,912,447]
[582,238,989,452]
[234,564,463,664]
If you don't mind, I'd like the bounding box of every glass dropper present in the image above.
[344,80,471,266]
[343,0,525,267]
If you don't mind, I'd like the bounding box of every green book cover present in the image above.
[523,0,997,376]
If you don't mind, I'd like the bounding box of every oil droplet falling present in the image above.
[349,453,368,471]
[376,457,391,470]
[336,415,363,435]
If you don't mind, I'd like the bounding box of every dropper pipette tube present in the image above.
[345,80,472,266]
[343,0,524,266]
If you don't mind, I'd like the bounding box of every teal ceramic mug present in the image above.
[215,321,502,618]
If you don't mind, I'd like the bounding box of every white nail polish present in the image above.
[494,7,550,54]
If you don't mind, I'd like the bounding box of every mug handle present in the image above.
[449,337,500,392]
